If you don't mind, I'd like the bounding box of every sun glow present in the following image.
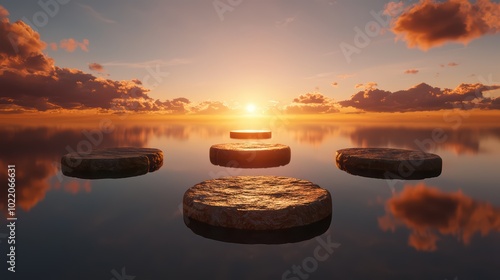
[246,103,257,113]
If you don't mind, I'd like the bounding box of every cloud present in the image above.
[293,92,328,104]
[404,69,419,74]
[275,17,295,28]
[285,92,339,114]
[337,73,356,80]
[131,79,142,85]
[189,101,231,115]
[88,62,104,73]
[0,8,242,115]
[355,82,378,90]
[389,0,500,50]
[0,11,53,74]
[384,1,405,17]
[0,6,208,114]
[0,5,8,19]
[77,3,116,24]
[0,123,194,213]
[58,38,89,52]
[378,183,500,251]
[339,82,500,112]
[441,62,460,67]
[0,8,154,111]
[154,97,191,114]
[487,97,500,109]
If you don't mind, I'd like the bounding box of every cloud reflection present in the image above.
[0,124,189,214]
[288,123,500,154]
[378,183,500,251]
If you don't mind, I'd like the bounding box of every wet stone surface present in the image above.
[336,148,442,180]
[209,143,291,168]
[61,147,163,179]
[183,176,332,230]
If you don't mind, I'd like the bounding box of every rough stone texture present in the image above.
[209,143,291,168]
[230,130,272,139]
[183,176,332,230]
[61,147,163,179]
[184,214,331,244]
[336,148,442,180]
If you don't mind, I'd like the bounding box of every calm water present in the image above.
[1,117,500,280]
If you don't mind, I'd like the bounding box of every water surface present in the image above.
[1,118,499,280]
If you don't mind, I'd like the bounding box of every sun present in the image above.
[246,103,257,113]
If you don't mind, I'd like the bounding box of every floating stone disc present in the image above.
[61,147,163,179]
[335,148,442,180]
[209,143,291,168]
[183,176,332,230]
[230,130,272,139]
[184,214,331,244]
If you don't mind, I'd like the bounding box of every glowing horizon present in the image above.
[1,1,500,116]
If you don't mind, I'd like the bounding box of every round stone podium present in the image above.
[336,148,442,179]
[183,176,332,230]
[230,130,272,139]
[210,143,291,168]
[61,147,163,179]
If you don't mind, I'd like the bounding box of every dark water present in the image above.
[1,118,499,280]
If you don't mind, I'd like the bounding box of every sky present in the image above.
[1,0,500,114]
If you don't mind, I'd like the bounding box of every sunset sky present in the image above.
[1,0,500,114]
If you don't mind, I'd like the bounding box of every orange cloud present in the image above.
[355,82,378,90]
[339,82,500,112]
[404,69,419,74]
[0,158,56,213]
[378,183,500,251]
[62,180,92,195]
[389,0,500,50]
[0,12,52,74]
[88,62,104,73]
[0,6,208,113]
[0,5,9,19]
[58,38,89,52]
[0,6,257,115]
